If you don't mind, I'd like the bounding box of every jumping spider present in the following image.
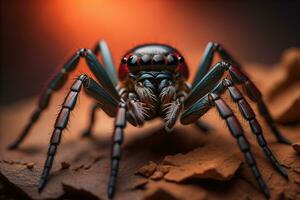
[8,41,291,199]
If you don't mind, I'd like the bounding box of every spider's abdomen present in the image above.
[118,44,189,81]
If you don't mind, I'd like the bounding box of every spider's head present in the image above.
[118,43,189,81]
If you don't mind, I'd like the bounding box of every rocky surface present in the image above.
[1,49,300,200]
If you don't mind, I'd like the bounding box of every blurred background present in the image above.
[1,0,300,105]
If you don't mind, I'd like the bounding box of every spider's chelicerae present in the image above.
[8,41,291,199]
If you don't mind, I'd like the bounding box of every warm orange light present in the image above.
[36,1,213,79]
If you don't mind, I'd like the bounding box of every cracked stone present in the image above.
[61,162,70,170]
[162,143,242,182]
[136,161,158,178]
[292,142,300,153]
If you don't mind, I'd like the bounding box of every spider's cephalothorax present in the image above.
[8,41,291,199]
[118,44,190,129]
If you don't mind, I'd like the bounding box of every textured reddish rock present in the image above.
[136,161,158,178]
[266,48,300,125]
[150,171,164,180]
[60,161,71,169]
[292,142,300,153]
[162,143,242,182]
[144,181,207,200]
[26,162,35,169]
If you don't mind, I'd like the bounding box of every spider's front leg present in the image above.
[181,92,272,198]
[181,64,289,198]
[8,40,119,149]
[108,101,126,198]
[192,42,290,144]
[38,74,119,192]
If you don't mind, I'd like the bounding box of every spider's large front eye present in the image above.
[166,54,178,65]
[152,55,165,65]
[140,55,151,65]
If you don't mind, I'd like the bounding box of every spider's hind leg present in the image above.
[181,92,271,198]
[108,102,127,198]
[7,53,80,150]
[224,79,288,179]
[38,74,119,192]
[8,45,119,149]
[229,65,291,144]
[192,43,291,144]
[211,93,271,198]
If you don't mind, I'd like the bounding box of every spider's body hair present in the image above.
[120,70,185,130]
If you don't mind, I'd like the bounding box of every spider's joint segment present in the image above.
[212,42,220,50]
[244,80,262,102]
[214,97,233,119]
[221,61,231,70]
[237,98,255,120]
[79,48,88,57]
[227,85,243,102]
[115,106,127,128]
[228,65,248,84]
[222,78,233,87]
[208,93,219,101]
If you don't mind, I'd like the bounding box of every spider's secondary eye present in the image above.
[121,57,127,64]
[128,55,138,66]
[178,56,184,63]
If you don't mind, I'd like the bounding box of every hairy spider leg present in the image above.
[181,92,271,198]
[108,102,126,198]
[210,93,271,198]
[186,77,288,178]
[181,64,289,198]
[8,44,119,149]
[187,58,291,144]
[38,74,119,192]
[223,79,288,178]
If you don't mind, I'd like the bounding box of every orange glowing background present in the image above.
[1,1,299,104]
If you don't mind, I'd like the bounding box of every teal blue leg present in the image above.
[94,40,118,86]
[8,46,120,149]
[192,42,241,87]
[188,45,291,144]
